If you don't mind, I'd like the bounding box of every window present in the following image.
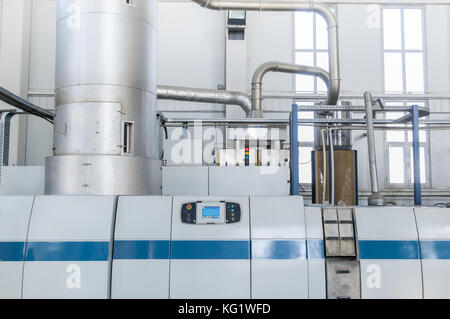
[382,7,429,187]
[295,11,331,93]
[383,8,425,94]
[295,10,333,184]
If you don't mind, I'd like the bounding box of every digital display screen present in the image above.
[202,206,220,219]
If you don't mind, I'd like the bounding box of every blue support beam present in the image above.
[290,104,299,196]
[411,104,422,206]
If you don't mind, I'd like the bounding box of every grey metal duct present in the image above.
[0,87,54,121]
[157,85,251,116]
[191,0,341,117]
[251,62,331,118]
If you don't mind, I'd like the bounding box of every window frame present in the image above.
[381,6,430,189]
[383,102,431,189]
[293,7,336,94]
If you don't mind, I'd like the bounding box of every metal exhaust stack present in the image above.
[45,0,160,195]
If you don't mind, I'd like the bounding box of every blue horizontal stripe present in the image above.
[114,240,170,259]
[308,239,325,259]
[359,240,419,260]
[252,240,307,260]
[172,240,250,260]
[420,240,450,259]
[13,239,450,261]
[26,241,109,261]
[0,242,25,261]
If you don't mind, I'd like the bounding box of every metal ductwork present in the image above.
[0,87,54,121]
[251,62,332,118]
[191,0,341,117]
[157,85,251,116]
[364,92,385,206]
[46,0,160,195]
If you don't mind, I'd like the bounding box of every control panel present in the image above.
[181,201,241,224]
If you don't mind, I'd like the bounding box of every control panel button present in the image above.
[225,202,241,224]
[181,202,197,224]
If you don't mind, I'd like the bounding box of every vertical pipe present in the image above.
[328,128,335,205]
[412,104,422,205]
[364,92,385,206]
[290,104,299,196]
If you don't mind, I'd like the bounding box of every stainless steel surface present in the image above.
[364,92,385,206]
[252,62,331,117]
[191,1,341,115]
[157,85,251,116]
[0,87,54,121]
[47,0,159,195]
[45,156,161,195]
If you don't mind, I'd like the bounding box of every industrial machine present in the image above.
[1,0,450,300]
[1,195,450,299]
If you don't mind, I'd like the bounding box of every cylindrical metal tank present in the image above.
[45,0,160,195]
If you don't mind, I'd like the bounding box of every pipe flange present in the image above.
[368,193,386,206]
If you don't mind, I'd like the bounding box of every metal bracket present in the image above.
[0,112,16,166]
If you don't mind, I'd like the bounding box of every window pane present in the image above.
[384,52,404,92]
[316,52,329,92]
[405,52,424,93]
[296,51,314,66]
[295,12,314,49]
[296,52,314,92]
[387,131,405,142]
[299,147,313,184]
[404,9,423,50]
[389,147,405,183]
[316,14,328,50]
[407,129,426,143]
[383,9,402,50]
[386,112,406,142]
[410,146,426,184]
[316,52,329,71]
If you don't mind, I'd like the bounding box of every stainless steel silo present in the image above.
[45,0,161,195]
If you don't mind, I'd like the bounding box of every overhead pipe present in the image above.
[252,62,332,118]
[157,85,251,117]
[190,0,341,117]
[0,87,54,122]
[364,91,385,206]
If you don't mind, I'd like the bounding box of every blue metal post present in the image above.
[412,104,422,206]
[290,104,299,196]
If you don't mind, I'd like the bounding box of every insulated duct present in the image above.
[251,62,331,118]
[157,85,251,116]
[191,0,341,116]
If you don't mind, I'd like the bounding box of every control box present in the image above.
[181,201,241,224]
